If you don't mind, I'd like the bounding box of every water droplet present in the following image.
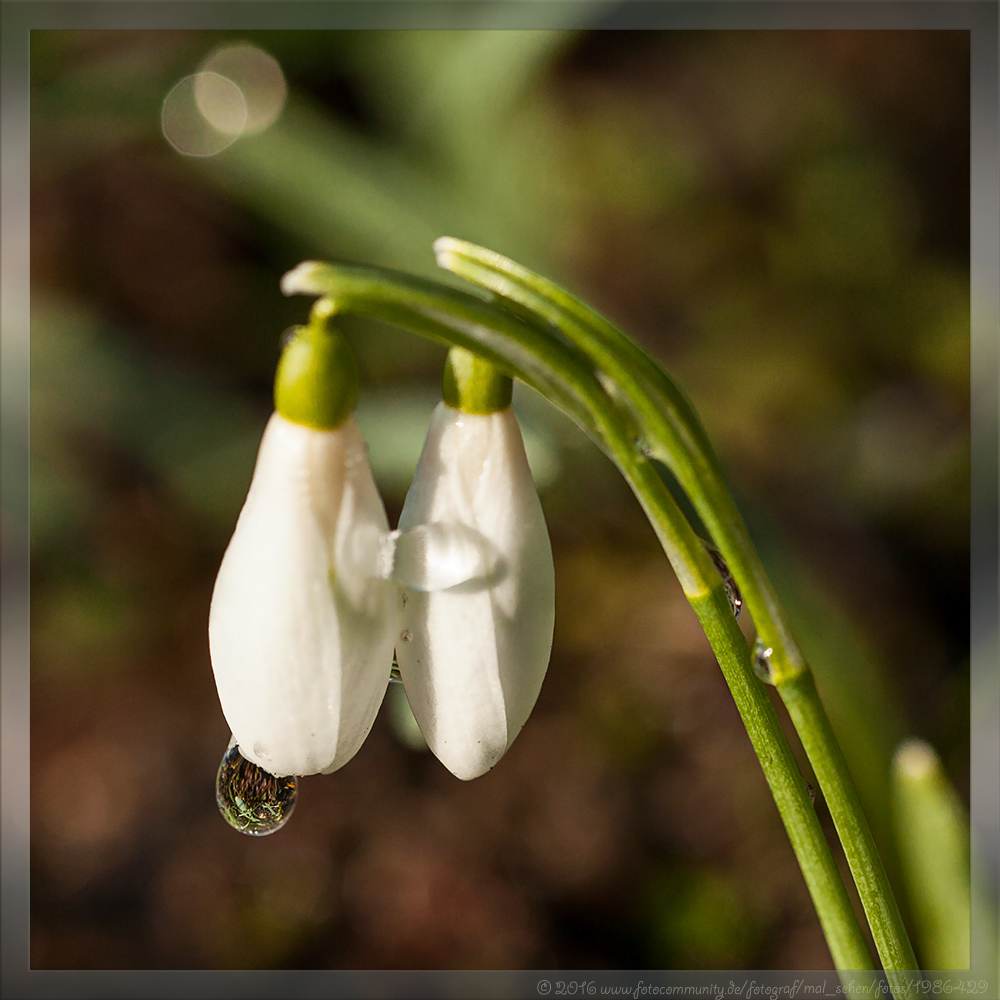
[216,742,297,836]
[399,629,412,643]
[252,741,270,760]
[751,637,775,684]
[701,540,743,620]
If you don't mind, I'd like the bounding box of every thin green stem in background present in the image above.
[283,259,874,975]
[891,739,971,971]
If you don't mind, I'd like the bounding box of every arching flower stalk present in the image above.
[208,301,398,780]
[393,347,555,780]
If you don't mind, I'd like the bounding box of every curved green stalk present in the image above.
[283,259,873,973]
[432,238,919,984]
[433,237,800,680]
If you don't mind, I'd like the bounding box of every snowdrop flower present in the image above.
[209,302,397,778]
[394,348,555,780]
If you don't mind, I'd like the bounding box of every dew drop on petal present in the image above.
[701,539,743,620]
[751,637,775,684]
[399,629,412,643]
[216,742,297,836]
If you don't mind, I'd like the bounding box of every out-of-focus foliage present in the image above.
[892,739,972,970]
[29,28,969,970]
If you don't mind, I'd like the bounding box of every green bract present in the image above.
[274,300,359,429]
[442,346,512,414]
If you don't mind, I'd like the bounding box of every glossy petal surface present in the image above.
[396,403,555,779]
[209,413,397,776]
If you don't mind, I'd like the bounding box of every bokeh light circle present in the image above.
[161,72,247,157]
[198,43,287,135]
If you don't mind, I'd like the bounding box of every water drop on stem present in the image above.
[701,539,743,620]
[751,637,775,684]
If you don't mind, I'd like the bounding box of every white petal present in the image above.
[395,403,555,780]
[209,413,398,776]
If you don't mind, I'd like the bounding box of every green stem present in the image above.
[782,674,922,993]
[433,239,919,982]
[283,260,873,973]
[691,587,874,973]
[633,455,872,974]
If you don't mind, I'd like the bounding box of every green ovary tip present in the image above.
[442,347,512,414]
[274,299,359,429]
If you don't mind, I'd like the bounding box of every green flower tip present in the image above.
[274,300,359,430]
[442,347,512,415]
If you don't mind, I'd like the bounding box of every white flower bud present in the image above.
[209,412,398,777]
[395,402,555,780]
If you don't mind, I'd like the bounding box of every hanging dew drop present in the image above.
[216,741,297,836]
[751,637,775,684]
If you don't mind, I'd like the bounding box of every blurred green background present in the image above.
[28,28,971,970]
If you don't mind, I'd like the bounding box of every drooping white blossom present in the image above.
[209,412,397,777]
[394,402,555,780]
